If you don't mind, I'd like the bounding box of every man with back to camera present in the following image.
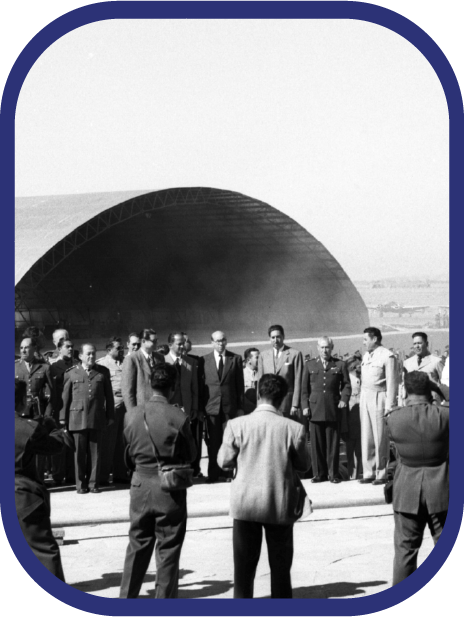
[301,336,351,484]
[202,330,244,483]
[121,328,165,411]
[126,332,141,357]
[120,364,197,598]
[15,378,75,581]
[386,371,449,585]
[360,327,398,485]
[61,343,114,494]
[243,347,260,414]
[165,332,203,476]
[257,325,303,420]
[218,374,309,598]
[97,337,128,485]
[402,332,444,402]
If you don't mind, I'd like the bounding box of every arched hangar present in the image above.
[15,187,369,343]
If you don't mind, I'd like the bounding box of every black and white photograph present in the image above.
[5,1,458,612]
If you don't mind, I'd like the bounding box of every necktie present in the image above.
[176,358,182,376]
[417,356,422,367]
[218,354,224,380]
[148,355,154,369]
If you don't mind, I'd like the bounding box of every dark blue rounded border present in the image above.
[2,2,462,615]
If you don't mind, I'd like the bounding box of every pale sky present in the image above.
[15,18,449,280]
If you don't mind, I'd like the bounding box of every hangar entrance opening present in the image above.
[15,187,368,345]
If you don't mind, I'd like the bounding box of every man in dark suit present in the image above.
[301,336,351,484]
[386,371,449,585]
[49,338,79,485]
[121,328,165,411]
[61,343,115,493]
[165,332,203,476]
[202,330,244,483]
[257,325,303,419]
[120,364,196,598]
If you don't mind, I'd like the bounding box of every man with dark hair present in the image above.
[61,343,115,493]
[386,371,449,585]
[15,378,74,581]
[359,327,397,485]
[243,348,260,414]
[257,325,303,419]
[120,364,196,598]
[121,328,165,411]
[218,374,309,598]
[301,337,351,484]
[48,328,70,365]
[97,337,128,485]
[126,332,141,357]
[202,330,244,483]
[15,337,56,420]
[403,332,444,399]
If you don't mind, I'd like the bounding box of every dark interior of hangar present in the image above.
[15,188,369,344]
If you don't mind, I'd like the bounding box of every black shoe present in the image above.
[330,477,342,484]
[372,479,387,485]
[77,488,89,494]
[311,476,328,483]
[193,471,204,478]
[99,480,111,487]
[206,478,218,484]
[90,487,102,493]
[358,478,374,484]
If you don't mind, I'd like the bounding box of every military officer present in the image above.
[360,327,398,485]
[402,332,444,402]
[15,378,74,580]
[61,343,115,494]
[15,337,56,419]
[47,328,70,365]
[49,338,79,485]
[301,337,351,483]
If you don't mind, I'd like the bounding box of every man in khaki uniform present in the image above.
[359,327,397,485]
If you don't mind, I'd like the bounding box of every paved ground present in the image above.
[48,461,436,600]
[60,505,434,599]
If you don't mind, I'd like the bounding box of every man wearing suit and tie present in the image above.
[165,332,203,476]
[257,325,303,420]
[202,330,244,483]
[121,328,165,411]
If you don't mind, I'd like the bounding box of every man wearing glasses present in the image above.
[202,331,244,483]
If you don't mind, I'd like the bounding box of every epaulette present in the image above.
[65,365,76,373]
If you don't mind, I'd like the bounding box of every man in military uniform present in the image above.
[386,372,449,585]
[120,364,196,598]
[301,337,351,483]
[360,327,398,485]
[49,338,79,485]
[97,337,128,485]
[15,379,74,580]
[402,332,444,402]
[61,343,115,494]
[15,337,56,419]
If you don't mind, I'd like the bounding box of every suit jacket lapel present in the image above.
[139,350,152,375]
[220,352,232,383]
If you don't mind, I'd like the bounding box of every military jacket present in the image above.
[60,363,115,431]
[15,359,55,418]
[301,357,351,422]
[49,358,79,420]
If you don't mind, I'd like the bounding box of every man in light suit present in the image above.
[257,325,303,419]
[202,330,244,483]
[165,332,203,476]
[386,371,449,585]
[218,374,309,598]
[403,332,444,401]
[121,328,165,412]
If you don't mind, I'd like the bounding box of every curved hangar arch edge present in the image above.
[15,187,369,343]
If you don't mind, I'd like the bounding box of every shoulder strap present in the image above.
[143,410,162,466]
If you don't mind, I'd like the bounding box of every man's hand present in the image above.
[302,408,310,417]
[290,406,299,417]
[338,401,347,409]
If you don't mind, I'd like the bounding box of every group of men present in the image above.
[14,323,449,493]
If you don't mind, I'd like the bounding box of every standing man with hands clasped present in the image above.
[257,325,303,420]
[301,337,351,484]
[61,344,115,494]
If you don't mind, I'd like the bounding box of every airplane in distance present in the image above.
[366,301,429,317]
